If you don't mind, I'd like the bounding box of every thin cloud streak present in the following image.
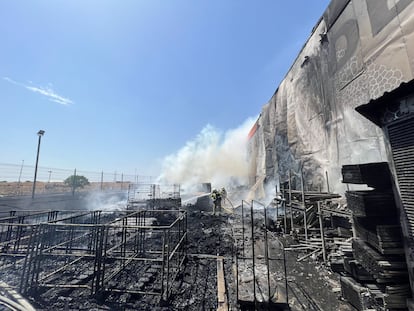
[2,76,73,105]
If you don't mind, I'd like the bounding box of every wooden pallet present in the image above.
[346,191,397,217]
[352,238,407,283]
[353,218,404,255]
[365,283,410,309]
[340,276,374,310]
[343,258,374,282]
[341,162,391,189]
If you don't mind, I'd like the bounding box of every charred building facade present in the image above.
[248,0,414,304]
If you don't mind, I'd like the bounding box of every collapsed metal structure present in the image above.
[127,183,181,210]
[0,208,187,302]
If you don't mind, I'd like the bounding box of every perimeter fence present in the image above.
[0,162,154,197]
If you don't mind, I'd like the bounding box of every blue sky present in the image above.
[0,0,329,178]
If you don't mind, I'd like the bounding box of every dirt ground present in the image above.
[0,181,127,197]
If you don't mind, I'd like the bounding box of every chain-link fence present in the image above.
[0,162,154,197]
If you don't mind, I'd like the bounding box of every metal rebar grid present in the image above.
[2,210,105,293]
[127,183,181,210]
[2,209,187,303]
[0,210,95,259]
[233,200,289,309]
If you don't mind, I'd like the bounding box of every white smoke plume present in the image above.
[158,117,256,193]
[84,191,128,211]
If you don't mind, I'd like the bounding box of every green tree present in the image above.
[64,175,90,189]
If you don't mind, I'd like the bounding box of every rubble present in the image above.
[0,187,382,310]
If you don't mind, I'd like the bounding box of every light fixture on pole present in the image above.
[32,130,45,199]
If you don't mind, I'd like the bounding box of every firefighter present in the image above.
[211,189,222,215]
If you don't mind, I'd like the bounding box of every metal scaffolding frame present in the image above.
[0,209,187,303]
[0,210,91,258]
[233,200,289,309]
[127,183,181,210]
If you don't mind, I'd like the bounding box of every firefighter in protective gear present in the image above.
[211,189,222,215]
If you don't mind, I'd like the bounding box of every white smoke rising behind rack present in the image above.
[85,191,128,211]
[158,118,256,192]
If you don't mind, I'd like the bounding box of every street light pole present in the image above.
[32,130,45,199]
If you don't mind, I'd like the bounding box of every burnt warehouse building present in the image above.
[246,0,414,307]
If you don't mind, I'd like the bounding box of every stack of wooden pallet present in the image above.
[343,257,374,282]
[340,276,376,310]
[345,190,397,217]
[353,217,404,255]
[365,283,411,309]
[340,162,410,310]
[341,162,392,189]
[384,284,411,309]
[352,238,407,283]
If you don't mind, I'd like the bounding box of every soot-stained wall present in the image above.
[248,0,414,196]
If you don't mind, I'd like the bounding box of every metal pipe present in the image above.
[92,225,102,294]
[283,197,287,233]
[134,212,138,253]
[41,257,83,281]
[102,252,141,286]
[264,203,271,303]
[19,225,35,293]
[41,284,91,289]
[276,189,279,225]
[166,232,170,300]
[288,170,294,233]
[47,211,92,224]
[236,244,239,302]
[29,225,42,290]
[32,131,45,199]
[325,171,330,193]
[34,225,46,286]
[101,226,109,292]
[242,200,245,258]
[317,201,327,262]
[283,242,288,304]
[250,200,256,305]
[168,233,187,261]
[300,169,308,241]
[122,217,127,267]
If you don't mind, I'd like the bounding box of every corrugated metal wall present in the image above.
[388,116,414,238]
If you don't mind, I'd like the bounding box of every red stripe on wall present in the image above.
[248,121,259,139]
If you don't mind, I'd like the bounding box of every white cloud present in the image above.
[25,85,73,105]
[3,77,16,84]
[2,77,74,106]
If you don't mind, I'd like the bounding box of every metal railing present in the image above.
[233,200,288,308]
[0,209,187,303]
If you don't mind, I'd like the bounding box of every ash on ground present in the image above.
[1,203,355,310]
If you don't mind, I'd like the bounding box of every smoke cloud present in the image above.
[84,191,128,211]
[158,117,256,192]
